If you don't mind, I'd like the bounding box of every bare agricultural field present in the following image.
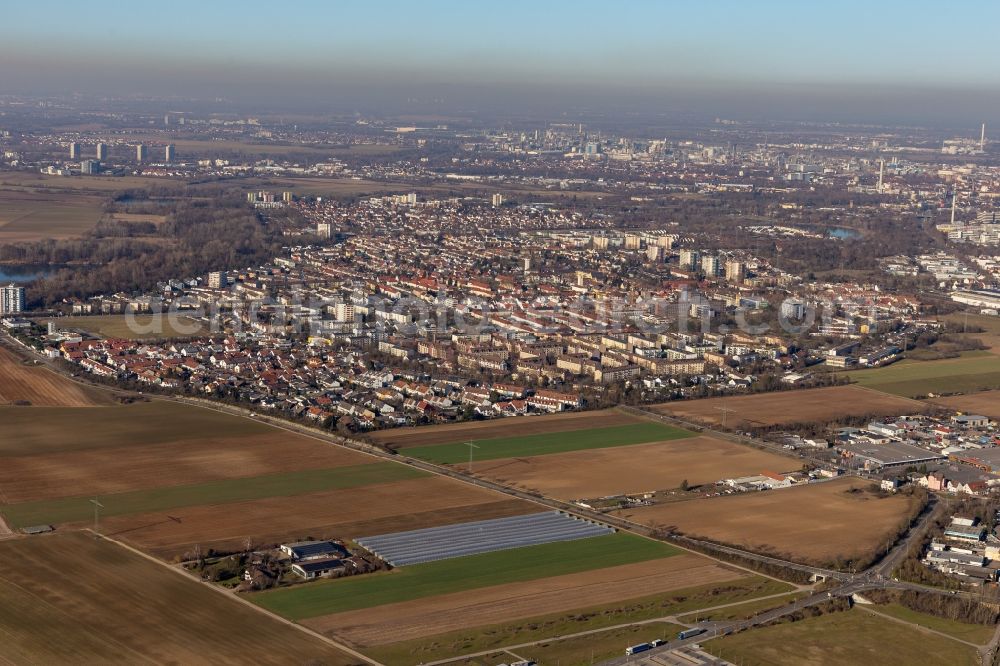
[0,172,172,193]
[0,532,358,665]
[0,431,371,504]
[0,187,105,241]
[615,478,921,566]
[108,211,169,224]
[473,435,795,500]
[305,554,745,647]
[0,346,111,406]
[98,476,536,559]
[651,385,923,428]
[37,313,210,340]
[0,401,278,457]
[931,390,1000,420]
[370,409,642,448]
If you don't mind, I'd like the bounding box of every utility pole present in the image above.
[715,405,736,429]
[466,441,480,474]
[89,498,104,537]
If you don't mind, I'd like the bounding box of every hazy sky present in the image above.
[3,0,999,124]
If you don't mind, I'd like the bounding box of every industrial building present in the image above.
[357,511,614,566]
[837,439,945,470]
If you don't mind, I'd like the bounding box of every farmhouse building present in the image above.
[291,558,345,579]
[280,540,348,561]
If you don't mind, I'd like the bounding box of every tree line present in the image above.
[9,195,283,307]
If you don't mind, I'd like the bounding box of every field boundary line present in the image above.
[89,529,383,666]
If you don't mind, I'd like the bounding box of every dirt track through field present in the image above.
[305,555,746,646]
[98,477,536,559]
[473,435,796,500]
[0,346,109,407]
[370,410,641,448]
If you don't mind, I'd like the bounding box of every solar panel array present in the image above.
[356,511,615,566]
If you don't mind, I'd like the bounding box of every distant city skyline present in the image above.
[3,0,1000,125]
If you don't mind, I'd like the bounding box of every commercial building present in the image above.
[80,159,99,175]
[951,289,1000,310]
[838,439,945,470]
[1,284,25,314]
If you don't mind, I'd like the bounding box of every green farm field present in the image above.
[0,463,426,528]
[405,422,693,464]
[254,533,679,620]
[703,608,979,666]
[843,354,1000,398]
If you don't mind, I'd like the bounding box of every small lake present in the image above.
[0,265,57,283]
[828,228,861,240]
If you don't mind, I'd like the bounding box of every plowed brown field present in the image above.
[651,386,922,428]
[98,476,536,559]
[472,435,796,500]
[615,478,920,565]
[0,346,109,406]
[0,433,371,503]
[931,391,1000,420]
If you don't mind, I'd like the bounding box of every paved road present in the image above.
[596,495,978,666]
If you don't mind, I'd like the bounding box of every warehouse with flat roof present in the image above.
[838,440,945,469]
